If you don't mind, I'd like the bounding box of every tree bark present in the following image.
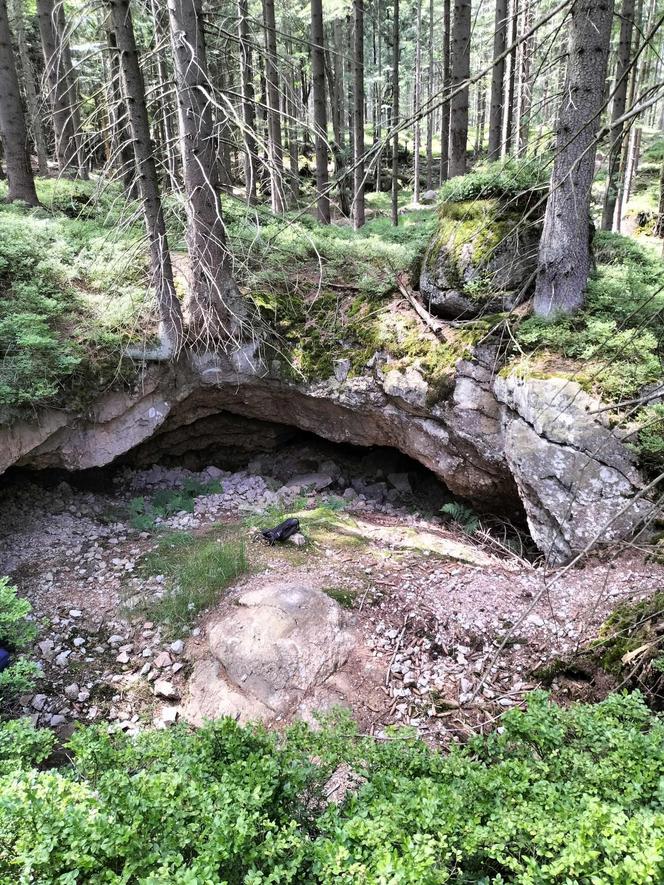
[11,0,49,176]
[655,156,664,238]
[353,0,365,228]
[502,0,518,156]
[425,0,434,187]
[311,0,330,222]
[150,0,180,190]
[37,0,79,175]
[440,0,451,181]
[449,0,470,177]
[391,0,399,224]
[167,0,245,344]
[516,0,533,156]
[262,0,285,212]
[237,0,258,204]
[534,0,614,318]
[601,0,635,229]
[106,0,184,352]
[104,18,137,195]
[488,0,507,160]
[0,0,39,204]
[413,0,422,202]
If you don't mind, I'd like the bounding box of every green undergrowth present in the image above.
[513,230,664,402]
[0,577,39,705]
[134,530,248,634]
[2,692,664,882]
[0,179,151,417]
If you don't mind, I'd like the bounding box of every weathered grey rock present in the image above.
[286,472,334,493]
[182,582,355,724]
[493,374,654,561]
[419,201,540,319]
[420,189,438,205]
[154,679,179,701]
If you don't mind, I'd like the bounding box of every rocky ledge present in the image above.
[0,346,653,563]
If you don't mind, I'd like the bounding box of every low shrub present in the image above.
[0,577,39,704]
[1,692,664,882]
[439,157,550,204]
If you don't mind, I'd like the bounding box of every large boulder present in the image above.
[419,199,541,319]
[182,582,356,724]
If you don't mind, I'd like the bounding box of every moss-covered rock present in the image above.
[419,198,542,319]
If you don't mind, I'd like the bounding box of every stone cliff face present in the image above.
[0,347,652,564]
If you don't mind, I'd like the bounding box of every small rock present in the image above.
[288,532,307,547]
[49,714,67,727]
[64,683,80,700]
[154,680,179,701]
[54,651,71,668]
[77,689,90,702]
[153,651,172,669]
[159,706,179,726]
[116,651,130,664]
[38,639,55,660]
[31,694,48,711]
[169,640,184,655]
[69,610,82,619]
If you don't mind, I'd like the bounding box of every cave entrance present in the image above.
[120,411,453,517]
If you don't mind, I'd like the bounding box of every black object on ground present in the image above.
[261,518,300,545]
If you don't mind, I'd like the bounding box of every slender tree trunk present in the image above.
[391,0,399,225]
[106,0,184,352]
[37,0,79,175]
[440,0,451,181]
[262,0,285,212]
[11,0,49,176]
[488,0,507,159]
[353,0,365,228]
[534,0,614,318]
[104,19,137,195]
[54,0,87,178]
[375,1,383,192]
[167,0,245,344]
[311,0,330,222]
[449,0,471,177]
[0,0,39,204]
[150,0,180,190]
[613,0,644,229]
[654,156,664,238]
[517,0,533,156]
[601,0,635,229]
[286,46,300,202]
[502,0,518,156]
[413,0,422,202]
[238,0,258,204]
[425,0,434,187]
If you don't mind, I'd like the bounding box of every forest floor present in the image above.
[2,439,662,746]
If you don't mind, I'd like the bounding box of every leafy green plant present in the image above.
[0,577,39,702]
[2,693,664,882]
[440,501,481,535]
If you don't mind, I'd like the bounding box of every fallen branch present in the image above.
[396,272,447,341]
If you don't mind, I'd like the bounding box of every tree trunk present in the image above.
[426,0,434,187]
[601,0,635,229]
[391,0,399,225]
[11,0,49,176]
[311,0,330,222]
[106,0,184,352]
[413,0,423,203]
[285,46,300,202]
[0,0,39,204]
[150,0,180,190]
[502,0,518,156]
[517,0,533,156]
[167,0,245,344]
[654,156,664,238]
[104,18,137,195]
[534,0,614,318]
[449,0,471,177]
[37,0,79,175]
[353,0,365,228]
[488,0,507,159]
[440,0,451,181]
[262,0,285,213]
[238,0,258,204]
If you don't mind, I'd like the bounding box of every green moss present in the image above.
[322,587,356,608]
[594,592,664,673]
